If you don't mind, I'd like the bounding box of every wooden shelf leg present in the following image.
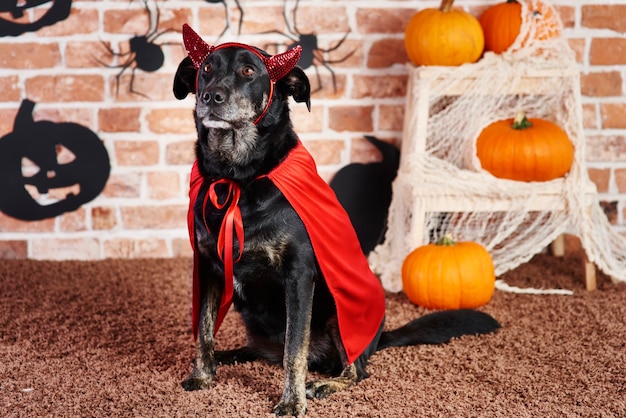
[583,253,597,291]
[551,234,565,257]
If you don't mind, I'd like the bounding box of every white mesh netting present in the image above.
[369,0,626,292]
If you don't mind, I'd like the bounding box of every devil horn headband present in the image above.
[182,23,302,83]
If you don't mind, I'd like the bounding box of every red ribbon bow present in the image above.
[201,178,244,313]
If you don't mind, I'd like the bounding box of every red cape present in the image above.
[187,141,386,364]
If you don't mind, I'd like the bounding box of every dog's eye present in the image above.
[203,63,213,73]
[242,66,255,77]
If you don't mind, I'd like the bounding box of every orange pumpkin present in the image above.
[476,112,574,182]
[404,0,484,66]
[479,0,523,54]
[402,235,496,310]
[479,0,562,54]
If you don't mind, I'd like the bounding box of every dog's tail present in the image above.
[376,309,501,351]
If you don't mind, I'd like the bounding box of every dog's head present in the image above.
[174,24,311,180]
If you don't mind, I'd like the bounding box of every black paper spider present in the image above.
[203,0,244,39]
[265,0,355,93]
[100,0,176,97]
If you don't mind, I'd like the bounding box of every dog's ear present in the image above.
[281,67,311,111]
[173,56,197,100]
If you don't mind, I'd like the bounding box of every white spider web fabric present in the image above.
[369,0,626,292]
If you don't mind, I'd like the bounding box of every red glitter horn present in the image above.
[182,24,214,69]
[262,45,302,82]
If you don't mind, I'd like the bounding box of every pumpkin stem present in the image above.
[512,111,533,130]
[439,0,455,13]
[436,234,457,246]
[506,0,519,3]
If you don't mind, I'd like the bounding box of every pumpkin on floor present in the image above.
[404,0,484,66]
[401,235,496,310]
[476,111,574,182]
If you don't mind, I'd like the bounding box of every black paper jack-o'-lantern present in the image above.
[0,0,72,37]
[0,100,110,221]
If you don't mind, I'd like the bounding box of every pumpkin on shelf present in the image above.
[479,0,562,54]
[479,0,523,54]
[404,0,484,66]
[401,235,496,310]
[476,111,574,182]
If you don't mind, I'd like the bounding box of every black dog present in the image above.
[174,24,500,417]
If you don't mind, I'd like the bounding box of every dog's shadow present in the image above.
[330,136,400,255]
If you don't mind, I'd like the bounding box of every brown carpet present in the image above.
[1,253,625,417]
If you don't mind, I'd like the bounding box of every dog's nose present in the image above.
[202,88,226,105]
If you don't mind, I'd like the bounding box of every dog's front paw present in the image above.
[181,374,214,391]
[272,399,306,417]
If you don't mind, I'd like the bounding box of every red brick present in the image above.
[328,106,374,132]
[292,105,324,133]
[580,72,622,97]
[0,76,21,102]
[198,4,230,36]
[308,73,348,100]
[582,5,626,32]
[356,8,413,34]
[146,108,195,134]
[0,42,61,69]
[36,8,98,36]
[104,8,151,35]
[0,213,55,233]
[59,208,87,232]
[582,104,598,130]
[109,72,177,102]
[350,137,384,164]
[303,140,345,166]
[31,238,100,260]
[114,141,160,166]
[104,238,169,259]
[120,205,187,229]
[172,238,193,258]
[166,141,196,165]
[0,108,18,135]
[291,6,349,34]
[353,75,408,99]
[147,171,181,200]
[66,41,114,69]
[101,172,142,198]
[368,39,408,69]
[26,75,105,102]
[379,105,405,132]
[327,40,363,69]
[587,168,611,193]
[92,206,117,230]
[0,241,28,259]
[99,107,142,133]
[33,107,94,128]
[616,168,626,193]
[601,103,626,129]
[238,6,287,34]
[590,38,626,65]
[586,134,626,162]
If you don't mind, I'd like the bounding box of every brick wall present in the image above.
[0,0,625,260]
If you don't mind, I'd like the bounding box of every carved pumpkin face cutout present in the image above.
[0,0,72,37]
[0,100,110,221]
